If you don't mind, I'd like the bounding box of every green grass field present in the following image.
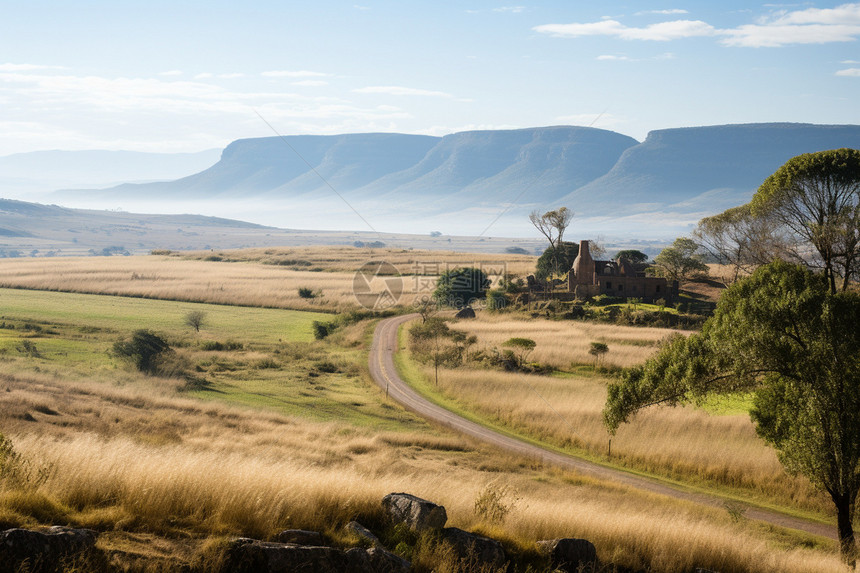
[0,287,417,430]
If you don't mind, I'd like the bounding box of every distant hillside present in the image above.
[560,123,860,213]
[63,127,638,205]
[0,198,546,256]
[0,148,221,195]
[43,122,860,238]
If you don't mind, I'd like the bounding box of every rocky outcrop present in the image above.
[222,538,410,573]
[275,529,324,545]
[382,492,448,532]
[441,527,506,567]
[346,520,382,547]
[0,526,99,573]
[536,538,598,572]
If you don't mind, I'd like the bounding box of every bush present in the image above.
[113,330,173,375]
[298,287,316,299]
[312,321,333,340]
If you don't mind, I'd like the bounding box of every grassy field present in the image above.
[403,315,833,521]
[0,247,536,313]
[0,255,848,572]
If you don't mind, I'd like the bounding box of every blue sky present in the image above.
[2,1,859,155]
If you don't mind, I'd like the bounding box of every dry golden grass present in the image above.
[451,314,677,369]
[0,247,535,312]
[417,362,828,516]
[174,245,538,277]
[0,369,843,573]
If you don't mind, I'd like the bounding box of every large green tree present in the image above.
[535,241,579,282]
[652,237,708,283]
[603,261,860,564]
[433,267,490,308]
[751,148,860,293]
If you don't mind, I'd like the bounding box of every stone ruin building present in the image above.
[568,240,677,303]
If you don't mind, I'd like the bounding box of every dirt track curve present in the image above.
[369,313,836,541]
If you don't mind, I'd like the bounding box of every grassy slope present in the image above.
[394,319,832,526]
[0,288,413,430]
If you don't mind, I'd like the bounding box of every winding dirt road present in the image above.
[369,313,836,540]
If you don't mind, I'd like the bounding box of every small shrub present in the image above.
[16,340,41,358]
[112,330,173,375]
[312,321,332,340]
[200,340,243,351]
[297,287,316,299]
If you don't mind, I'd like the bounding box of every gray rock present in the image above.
[0,526,99,573]
[382,492,447,532]
[345,521,381,547]
[349,546,411,573]
[275,529,324,545]
[222,538,411,573]
[441,527,506,567]
[455,306,476,319]
[536,538,598,572]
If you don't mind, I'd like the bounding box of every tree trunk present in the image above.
[834,491,857,566]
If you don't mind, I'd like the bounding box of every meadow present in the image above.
[403,313,836,521]
[0,252,848,571]
[0,247,536,313]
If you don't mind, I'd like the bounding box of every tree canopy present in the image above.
[535,241,579,282]
[613,250,649,264]
[433,267,490,308]
[652,237,708,283]
[113,330,173,375]
[693,204,786,285]
[603,261,860,563]
[751,148,860,293]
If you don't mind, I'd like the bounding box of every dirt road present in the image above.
[369,313,836,540]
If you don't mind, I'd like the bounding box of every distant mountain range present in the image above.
[13,122,860,238]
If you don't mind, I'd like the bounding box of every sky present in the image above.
[2,1,860,157]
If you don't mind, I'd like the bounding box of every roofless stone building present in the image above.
[568,240,677,303]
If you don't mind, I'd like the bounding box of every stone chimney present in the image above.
[571,240,595,285]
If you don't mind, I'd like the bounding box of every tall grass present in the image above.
[451,315,678,369]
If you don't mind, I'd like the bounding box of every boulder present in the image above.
[350,546,411,573]
[0,526,99,573]
[275,529,324,546]
[222,538,410,573]
[382,492,447,532]
[441,527,506,567]
[455,306,476,319]
[345,520,381,547]
[536,538,598,572]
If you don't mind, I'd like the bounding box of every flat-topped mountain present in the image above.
[43,122,860,237]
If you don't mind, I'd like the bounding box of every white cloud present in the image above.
[836,67,860,76]
[637,9,689,15]
[597,55,630,61]
[218,73,245,79]
[262,70,329,78]
[721,3,860,46]
[534,19,715,41]
[194,73,214,79]
[535,3,860,47]
[159,70,182,76]
[842,59,860,63]
[353,86,454,98]
[494,6,526,14]
[722,23,860,47]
